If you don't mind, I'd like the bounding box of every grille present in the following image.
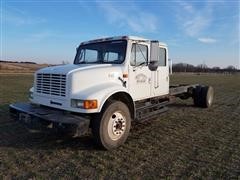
[36,73,66,97]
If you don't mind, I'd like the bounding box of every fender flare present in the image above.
[72,82,135,118]
[100,90,135,120]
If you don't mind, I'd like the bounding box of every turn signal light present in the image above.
[83,100,98,109]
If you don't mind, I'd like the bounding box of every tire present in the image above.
[193,85,202,107]
[91,101,131,150]
[200,86,214,108]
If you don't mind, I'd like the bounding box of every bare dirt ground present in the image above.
[0,73,239,179]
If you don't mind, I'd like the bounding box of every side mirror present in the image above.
[148,61,158,71]
[149,41,159,71]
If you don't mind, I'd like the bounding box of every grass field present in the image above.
[0,73,239,179]
[0,62,49,73]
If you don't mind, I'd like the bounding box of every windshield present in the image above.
[74,40,127,64]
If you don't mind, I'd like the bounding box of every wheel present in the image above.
[91,101,131,150]
[193,85,202,107]
[200,86,214,108]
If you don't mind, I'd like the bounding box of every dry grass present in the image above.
[0,73,239,179]
[0,63,49,73]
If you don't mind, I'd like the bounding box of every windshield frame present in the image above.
[74,40,127,65]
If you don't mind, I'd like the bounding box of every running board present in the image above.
[136,106,168,122]
[135,100,170,121]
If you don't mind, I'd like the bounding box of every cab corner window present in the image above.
[130,44,148,66]
[159,48,166,66]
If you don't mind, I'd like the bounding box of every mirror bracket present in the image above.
[148,61,158,71]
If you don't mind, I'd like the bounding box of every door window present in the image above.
[130,44,148,66]
[159,48,166,66]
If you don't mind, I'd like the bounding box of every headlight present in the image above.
[29,87,34,99]
[71,99,84,108]
[71,99,98,109]
[29,91,33,99]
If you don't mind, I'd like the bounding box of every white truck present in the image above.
[10,36,214,150]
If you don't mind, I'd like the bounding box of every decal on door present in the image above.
[135,73,147,83]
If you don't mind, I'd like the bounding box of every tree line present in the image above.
[172,63,239,73]
[0,60,37,64]
[0,60,239,73]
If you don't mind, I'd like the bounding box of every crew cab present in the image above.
[10,36,214,150]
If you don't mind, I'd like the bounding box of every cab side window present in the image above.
[159,48,166,66]
[130,44,148,66]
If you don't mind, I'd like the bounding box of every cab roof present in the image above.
[80,36,167,46]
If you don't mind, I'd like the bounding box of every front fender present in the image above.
[71,82,130,112]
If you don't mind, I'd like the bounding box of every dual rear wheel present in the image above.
[193,86,214,108]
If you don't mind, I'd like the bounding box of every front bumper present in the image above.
[9,102,90,136]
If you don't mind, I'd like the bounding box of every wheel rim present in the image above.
[208,93,213,105]
[107,111,126,141]
[207,88,214,106]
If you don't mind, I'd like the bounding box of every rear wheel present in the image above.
[193,85,202,106]
[200,86,214,108]
[91,101,131,150]
[193,86,214,108]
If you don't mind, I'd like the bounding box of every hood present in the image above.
[69,64,124,95]
[33,62,127,106]
[37,64,113,75]
[36,63,124,95]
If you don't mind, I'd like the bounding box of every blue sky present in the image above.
[1,0,239,68]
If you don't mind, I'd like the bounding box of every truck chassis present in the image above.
[9,84,213,136]
[8,36,215,149]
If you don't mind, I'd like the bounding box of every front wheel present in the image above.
[91,101,131,150]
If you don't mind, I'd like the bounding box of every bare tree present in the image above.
[226,65,236,70]
[197,64,208,72]
[225,65,237,74]
[212,66,221,73]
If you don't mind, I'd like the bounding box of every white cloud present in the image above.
[177,0,195,13]
[3,8,46,26]
[183,15,212,37]
[96,2,158,33]
[176,1,213,37]
[22,31,62,43]
[198,37,217,43]
[30,31,55,40]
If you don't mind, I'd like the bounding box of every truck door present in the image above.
[128,43,151,101]
[152,46,169,96]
